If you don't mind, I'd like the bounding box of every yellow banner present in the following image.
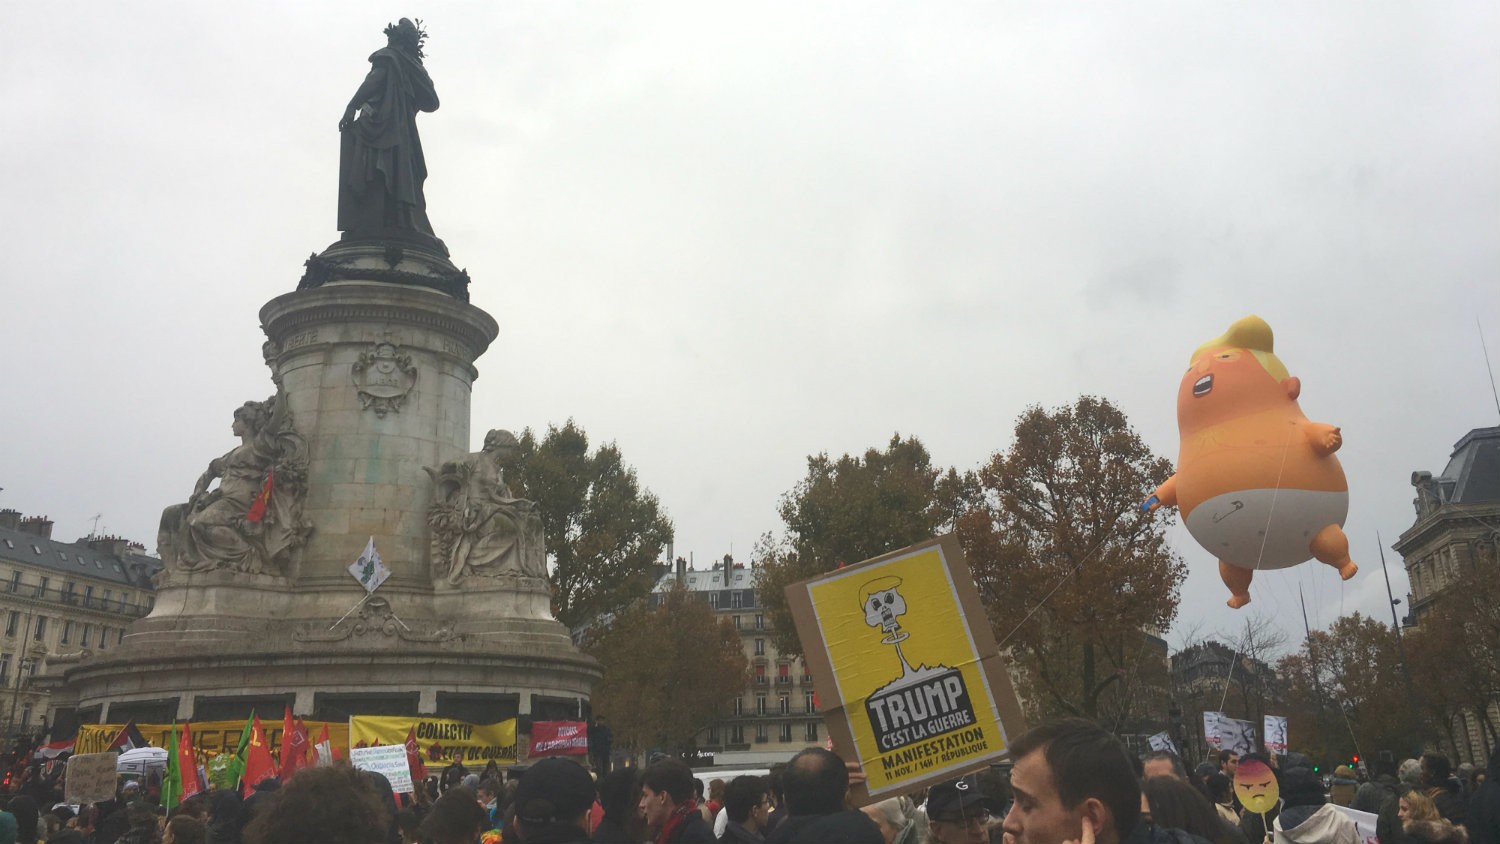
[349,716,517,765]
[800,538,1015,796]
[75,721,350,759]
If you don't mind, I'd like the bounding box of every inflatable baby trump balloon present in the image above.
[1142,315,1357,608]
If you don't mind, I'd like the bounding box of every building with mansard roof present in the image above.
[1393,425,1500,764]
[0,509,160,744]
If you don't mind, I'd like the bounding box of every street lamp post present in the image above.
[6,604,37,743]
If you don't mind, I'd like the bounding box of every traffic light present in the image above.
[1312,765,1320,773]
[1352,755,1360,765]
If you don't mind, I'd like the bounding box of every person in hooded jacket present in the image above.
[1271,768,1356,844]
[1468,745,1500,844]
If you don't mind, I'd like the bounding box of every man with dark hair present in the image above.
[1421,751,1467,827]
[721,776,771,844]
[765,748,882,844]
[639,758,715,844]
[509,757,596,843]
[1220,752,1240,778]
[1001,718,1144,844]
[1143,752,1189,781]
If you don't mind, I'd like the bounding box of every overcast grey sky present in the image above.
[5,2,1497,657]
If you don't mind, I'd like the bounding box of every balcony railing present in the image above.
[6,586,151,618]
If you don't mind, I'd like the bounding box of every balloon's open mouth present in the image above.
[1193,374,1213,397]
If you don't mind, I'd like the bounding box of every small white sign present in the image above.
[1264,715,1288,754]
[348,537,391,593]
[1147,731,1178,754]
[348,744,413,794]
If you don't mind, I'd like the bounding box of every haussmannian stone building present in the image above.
[1393,425,1500,764]
[650,556,820,766]
[0,509,160,743]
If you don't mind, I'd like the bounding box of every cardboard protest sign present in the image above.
[349,744,415,794]
[786,534,1026,802]
[65,753,120,804]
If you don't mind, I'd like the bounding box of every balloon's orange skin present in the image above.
[1169,346,1347,511]
[1146,328,1357,608]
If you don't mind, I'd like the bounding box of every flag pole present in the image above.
[329,591,375,631]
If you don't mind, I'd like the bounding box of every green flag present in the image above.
[162,721,182,811]
[228,711,254,789]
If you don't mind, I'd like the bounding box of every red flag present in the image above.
[246,470,274,522]
[177,722,204,801]
[404,726,427,781]
[241,715,276,796]
[313,722,334,767]
[278,707,309,781]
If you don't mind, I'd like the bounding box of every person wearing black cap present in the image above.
[510,757,597,844]
[927,774,1004,844]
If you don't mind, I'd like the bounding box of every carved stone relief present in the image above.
[352,340,417,418]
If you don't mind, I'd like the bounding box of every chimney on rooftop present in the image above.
[86,535,133,558]
[18,516,53,539]
[0,509,20,531]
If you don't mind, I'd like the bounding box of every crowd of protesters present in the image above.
[0,722,1493,844]
[1139,744,1499,844]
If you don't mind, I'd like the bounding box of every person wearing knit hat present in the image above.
[512,757,598,843]
[1272,768,1356,844]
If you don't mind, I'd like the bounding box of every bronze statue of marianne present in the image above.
[338,18,446,254]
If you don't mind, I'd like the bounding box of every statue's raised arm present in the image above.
[337,18,444,254]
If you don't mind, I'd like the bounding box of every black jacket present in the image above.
[1431,782,1468,828]
[763,810,883,844]
[666,813,718,844]
[719,820,765,844]
[1469,746,1500,844]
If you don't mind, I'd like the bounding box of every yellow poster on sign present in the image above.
[75,721,350,758]
[787,535,1026,801]
[349,716,517,765]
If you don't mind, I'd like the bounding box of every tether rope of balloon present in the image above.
[995,512,1153,651]
[1218,423,1297,715]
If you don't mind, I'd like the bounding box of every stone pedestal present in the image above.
[52,253,599,725]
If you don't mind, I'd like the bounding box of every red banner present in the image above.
[527,721,588,758]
